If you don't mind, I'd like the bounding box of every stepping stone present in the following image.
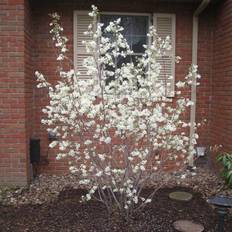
[169,191,193,202]
[173,220,204,232]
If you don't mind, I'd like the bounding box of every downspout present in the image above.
[189,0,211,167]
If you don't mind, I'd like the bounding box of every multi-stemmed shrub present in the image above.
[36,5,200,218]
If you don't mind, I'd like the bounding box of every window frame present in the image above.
[100,12,151,72]
[73,10,176,97]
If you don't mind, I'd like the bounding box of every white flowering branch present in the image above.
[35,5,201,219]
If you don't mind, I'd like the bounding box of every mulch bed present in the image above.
[1,186,232,232]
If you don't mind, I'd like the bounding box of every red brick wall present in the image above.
[0,0,216,183]
[0,0,32,186]
[30,0,213,174]
[211,0,232,153]
[197,7,214,147]
[24,0,34,180]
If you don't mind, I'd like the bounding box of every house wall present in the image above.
[0,0,32,186]
[0,0,216,185]
[30,0,213,175]
[211,0,232,156]
[24,0,34,180]
[197,6,214,148]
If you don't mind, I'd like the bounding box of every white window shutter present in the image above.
[153,14,176,97]
[74,11,92,79]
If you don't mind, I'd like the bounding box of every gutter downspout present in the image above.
[189,0,211,167]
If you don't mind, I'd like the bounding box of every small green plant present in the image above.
[217,153,232,188]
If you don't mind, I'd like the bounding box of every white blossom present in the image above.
[36,5,202,218]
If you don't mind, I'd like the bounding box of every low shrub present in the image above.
[217,153,232,188]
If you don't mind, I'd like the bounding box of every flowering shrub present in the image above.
[36,6,200,218]
[217,153,232,188]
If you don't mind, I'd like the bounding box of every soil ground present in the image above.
[0,186,232,232]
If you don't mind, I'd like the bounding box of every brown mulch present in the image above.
[0,186,232,232]
[1,167,231,206]
[0,167,232,231]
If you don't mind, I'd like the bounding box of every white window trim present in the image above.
[101,12,151,17]
[153,13,176,54]
[73,10,88,73]
[100,12,152,62]
[73,11,77,72]
[153,13,176,97]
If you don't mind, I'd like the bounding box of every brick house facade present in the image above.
[0,0,231,186]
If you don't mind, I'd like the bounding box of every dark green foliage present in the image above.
[217,153,232,188]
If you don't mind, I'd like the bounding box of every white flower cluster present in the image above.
[49,12,68,61]
[35,5,201,218]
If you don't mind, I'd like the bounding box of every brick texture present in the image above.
[0,0,33,186]
[211,0,232,154]
[1,0,231,184]
[197,6,214,147]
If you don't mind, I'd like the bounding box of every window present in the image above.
[101,14,149,66]
[74,11,175,96]
[100,14,150,84]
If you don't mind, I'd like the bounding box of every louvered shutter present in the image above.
[74,11,92,79]
[153,14,176,97]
